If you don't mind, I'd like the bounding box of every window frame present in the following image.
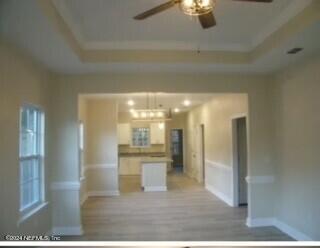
[19,104,45,216]
[78,121,85,178]
[131,127,150,148]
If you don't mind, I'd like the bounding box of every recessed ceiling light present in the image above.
[149,112,155,117]
[127,100,135,106]
[133,112,139,118]
[183,100,191,106]
[174,108,180,113]
[129,108,135,113]
[141,112,147,118]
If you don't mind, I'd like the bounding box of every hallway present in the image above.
[78,173,292,241]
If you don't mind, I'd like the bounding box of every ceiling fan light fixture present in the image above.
[180,0,216,16]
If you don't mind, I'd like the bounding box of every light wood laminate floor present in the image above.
[77,173,292,241]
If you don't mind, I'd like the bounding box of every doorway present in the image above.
[170,129,184,173]
[232,116,248,206]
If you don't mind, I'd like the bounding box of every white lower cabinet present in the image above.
[119,157,141,175]
[141,162,167,191]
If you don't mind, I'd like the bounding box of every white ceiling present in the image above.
[54,0,304,51]
[0,0,319,74]
[82,93,216,113]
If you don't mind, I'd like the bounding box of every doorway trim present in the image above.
[197,124,205,184]
[231,113,248,207]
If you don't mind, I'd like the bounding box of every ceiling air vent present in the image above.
[287,47,303,54]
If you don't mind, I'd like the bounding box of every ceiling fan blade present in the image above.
[134,0,177,20]
[198,12,216,29]
[233,0,273,2]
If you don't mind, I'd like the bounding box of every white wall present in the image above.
[85,98,119,196]
[0,41,52,235]
[185,94,248,205]
[271,55,320,240]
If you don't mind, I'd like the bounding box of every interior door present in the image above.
[237,118,248,205]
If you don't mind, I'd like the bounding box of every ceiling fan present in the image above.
[134,0,273,29]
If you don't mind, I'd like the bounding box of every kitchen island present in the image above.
[141,157,172,192]
[119,153,173,175]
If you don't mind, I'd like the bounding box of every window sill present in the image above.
[17,201,49,226]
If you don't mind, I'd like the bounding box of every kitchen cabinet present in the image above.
[150,123,165,144]
[117,123,131,145]
[119,157,141,175]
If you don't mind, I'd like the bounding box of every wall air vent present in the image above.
[287,47,303,54]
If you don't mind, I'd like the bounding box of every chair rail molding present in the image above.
[85,163,117,171]
[51,181,80,191]
[205,159,232,171]
[245,175,275,184]
[205,159,233,206]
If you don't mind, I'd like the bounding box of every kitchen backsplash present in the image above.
[119,144,165,154]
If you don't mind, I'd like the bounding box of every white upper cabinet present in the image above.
[118,123,131,145]
[150,123,165,145]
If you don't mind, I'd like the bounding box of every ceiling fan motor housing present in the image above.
[180,0,216,16]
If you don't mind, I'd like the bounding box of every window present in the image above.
[132,127,150,147]
[19,105,45,213]
[79,121,85,178]
[79,121,84,151]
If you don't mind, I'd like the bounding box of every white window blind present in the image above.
[19,105,45,212]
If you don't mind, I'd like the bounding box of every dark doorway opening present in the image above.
[235,117,248,206]
[170,129,184,172]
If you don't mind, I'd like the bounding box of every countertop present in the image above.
[119,152,166,157]
[140,157,173,163]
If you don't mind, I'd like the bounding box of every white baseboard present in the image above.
[87,190,120,197]
[52,226,83,236]
[144,186,167,192]
[246,217,275,227]
[205,184,233,207]
[246,217,313,241]
[273,219,313,241]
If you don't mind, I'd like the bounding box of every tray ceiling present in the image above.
[0,0,319,74]
[53,0,310,51]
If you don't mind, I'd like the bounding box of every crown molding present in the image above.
[37,0,320,64]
